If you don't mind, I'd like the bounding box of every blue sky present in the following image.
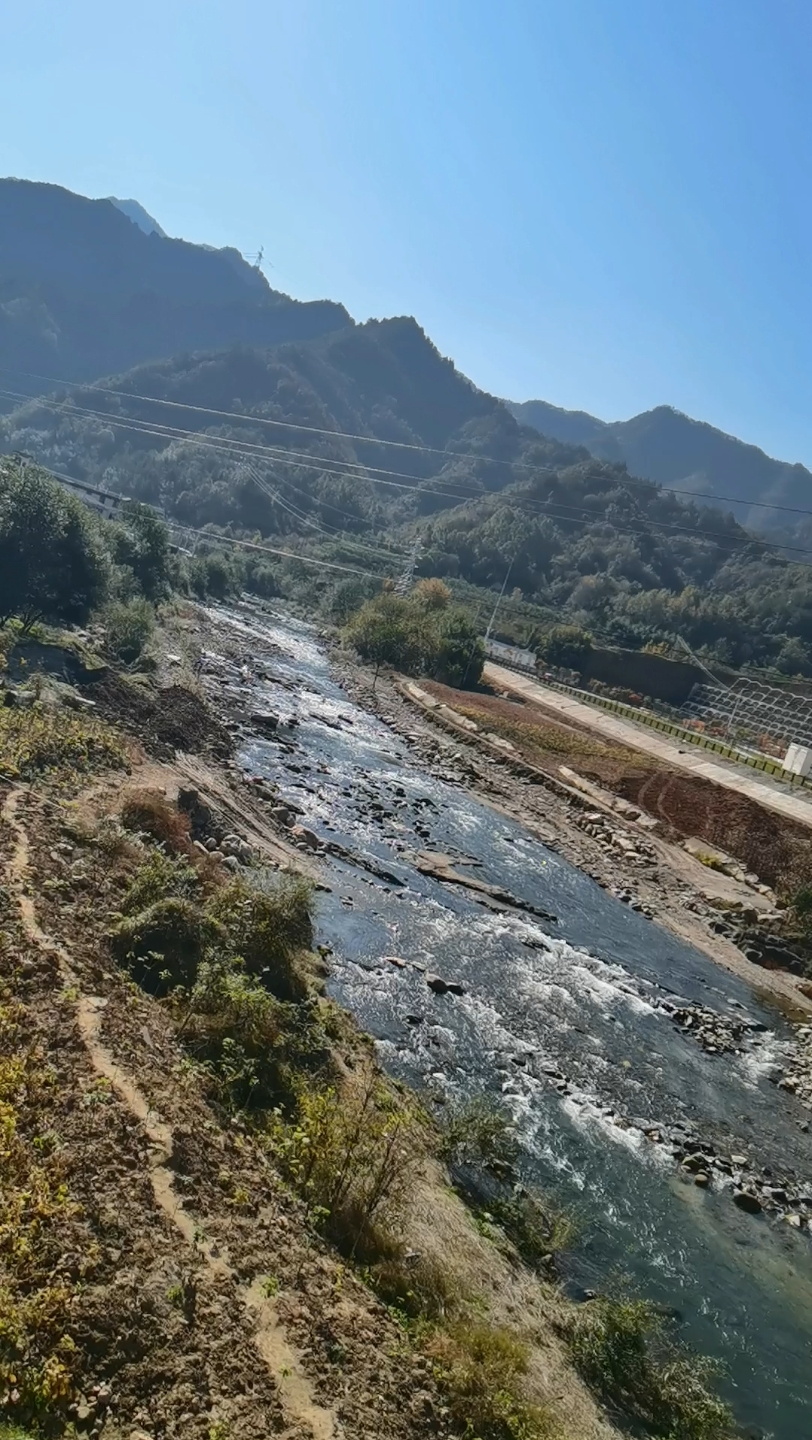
[3,0,811,465]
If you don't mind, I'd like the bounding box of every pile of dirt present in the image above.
[424,679,812,896]
[86,674,232,760]
[619,767,812,892]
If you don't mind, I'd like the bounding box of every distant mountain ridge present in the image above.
[507,398,812,532]
[0,178,351,388]
[108,197,166,237]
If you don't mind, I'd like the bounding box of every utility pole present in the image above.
[484,556,515,642]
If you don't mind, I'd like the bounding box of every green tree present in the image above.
[433,608,485,687]
[345,593,423,677]
[540,624,593,671]
[110,501,171,600]
[0,462,108,628]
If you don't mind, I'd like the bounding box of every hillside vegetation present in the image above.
[7,328,812,675]
[0,179,350,387]
[508,398,812,537]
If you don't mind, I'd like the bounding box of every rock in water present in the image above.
[426,973,465,997]
[733,1190,763,1215]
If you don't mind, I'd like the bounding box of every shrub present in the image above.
[120,850,200,914]
[107,897,225,993]
[566,1296,734,1439]
[0,707,126,781]
[120,789,192,851]
[0,460,108,629]
[414,578,451,612]
[207,873,313,1001]
[440,1096,519,1170]
[345,592,483,687]
[177,958,287,1109]
[487,1191,575,1267]
[426,1321,558,1440]
[102,598,155,664]
[369,1247,457,1321]
[539,625,593,671]
[269,1078,421,1257]
[109,501,171,601]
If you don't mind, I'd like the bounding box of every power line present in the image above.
[8,387,812,568]
[178,527,385,578]
[0,386,784,548]
[5,384,811,553]
[4,362,812,519]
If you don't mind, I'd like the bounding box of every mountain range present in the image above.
[0,178,350,390]
[5,178,812,674]
[507,400,812,535]
[2,176,808,537]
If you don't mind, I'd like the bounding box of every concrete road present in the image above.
[485,662,812,832]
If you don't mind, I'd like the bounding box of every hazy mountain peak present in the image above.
[507,397,812,526]
[108,197,166,237]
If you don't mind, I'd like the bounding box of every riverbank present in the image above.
[178,601,812,1437]
[8,596,809,1436]
[332,657,812,1023]
[0,605,643,1440]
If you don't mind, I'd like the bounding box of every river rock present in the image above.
[733,1190,763,1214]
[290,824,321,851]
[250,710,279,732]
[426,973,465,997]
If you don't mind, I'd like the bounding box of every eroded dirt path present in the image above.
[1,785,338,1440]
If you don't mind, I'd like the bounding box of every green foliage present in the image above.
[107,897,225,993]
[177,957,292,1110]
[0,705,126,781]
[207,873,314,1001]
[120,849,200,914]
[188,551,239,601]
[327,576,382,624]
[268,1078,420,1257]
[0,460,108,629]
[486,1192,575,1267]
[345,590,484,688]
[566,1296,735,1439]
[109,501,171,600]
[345,593,425,674]
[427,1321,559,1440]
[433,608,486,687]
[539,624,593,671]
[440,1096,519,1170]
[102,597,155,664]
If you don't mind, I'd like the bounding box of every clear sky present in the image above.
[2,0,811,465]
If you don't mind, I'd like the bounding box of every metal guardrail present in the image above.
[486,659,812,795]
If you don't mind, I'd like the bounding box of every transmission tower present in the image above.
[394,538,422,596]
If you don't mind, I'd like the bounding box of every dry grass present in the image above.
[0,994,78,1423]
[426,1321,561,1440]
[0,706,126,783]
[423,681,649,779]
[120,787,192,850]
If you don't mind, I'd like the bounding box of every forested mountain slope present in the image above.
[0,179,351,386]
[508,399,812,533]
[7,322,812,674]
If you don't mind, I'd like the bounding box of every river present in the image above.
[213,603,812,1439]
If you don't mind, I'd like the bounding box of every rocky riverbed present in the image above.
[184,601,812,1439]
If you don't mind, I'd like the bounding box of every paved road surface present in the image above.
[485,662,812,832]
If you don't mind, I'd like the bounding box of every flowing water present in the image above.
[217,604,812,1438]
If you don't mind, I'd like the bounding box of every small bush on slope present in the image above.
[566,1296,734,1439]
[207,873,314,1001]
